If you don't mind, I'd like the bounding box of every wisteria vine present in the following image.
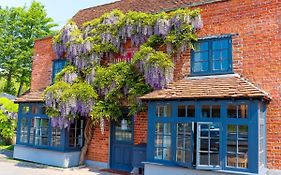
[45,8,202,129]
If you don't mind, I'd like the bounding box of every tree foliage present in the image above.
[0,98,18,140]
[0,1,57,95]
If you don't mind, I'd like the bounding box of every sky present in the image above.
[0,0,119,29]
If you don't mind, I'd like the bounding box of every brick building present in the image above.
[13,0,281,175]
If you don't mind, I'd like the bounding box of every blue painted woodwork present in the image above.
[132,144,146,168]
[52,59,67,83]
[146,99,264,174]
[16,102,82,152]
[191,35,233,76]
[110,117,134,172]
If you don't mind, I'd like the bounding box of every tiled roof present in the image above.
[72,0,226,26]
[15,90,45,103]
[140,74,271,101]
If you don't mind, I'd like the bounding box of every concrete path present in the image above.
[0,150,119,175]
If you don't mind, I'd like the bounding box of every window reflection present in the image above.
[227,125,248,168]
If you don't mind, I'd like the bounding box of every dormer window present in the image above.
[52,59,67,82]
[191,36,233,75]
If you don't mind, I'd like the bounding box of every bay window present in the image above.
[17,103,84,151]
[147,100,261,174]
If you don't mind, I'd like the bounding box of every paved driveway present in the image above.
[0,150,119,175]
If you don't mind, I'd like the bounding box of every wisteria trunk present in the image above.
[79,118,94,165]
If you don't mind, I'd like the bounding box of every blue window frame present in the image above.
[147,100,263,174]
[16,103,84,152]
[191,36,233,75]
[52,59,67,82]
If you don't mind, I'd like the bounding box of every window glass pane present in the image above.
[22,105,29,114]
[194,52,209,62]
[156,104,172,117]
[69,119,84,148]
[155,135,163,147]
[238,154,248,168]
[199,152,209,165]
[228,105,237,118]
[155,123,171,161]
[163,136,171,147]
[34,118,49,146]
[212,105,220,118]
[178,105,186,117]
[238,140,248,154]
[194,62,209,72]
[213,39,229,50]
[202,105,210,118]
[20,117,28,143]
[238,105,248,118]
[154,147,163,159]
[227,153,236,167]
[210,138,220,151]
[221,49,228,59]
[187,105,195,117]
[213,60,221,70]
[163,148,171,160]
[210,153,219,166]
[222,58,229,70]
[51,127,61,147]
[194,42,209,51]
[227,125,248,168]
[212,50,221,60]
[238,125,248,139]
[198,123,220,167]
[200,138,209,151]
[31,106,40,114]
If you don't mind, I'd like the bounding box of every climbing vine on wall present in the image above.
[44,8,203,128]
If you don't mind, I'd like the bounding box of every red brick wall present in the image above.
[86,121,110,163]
[181,0,281,169]
[30,37,56,91]
[134,112,148,145]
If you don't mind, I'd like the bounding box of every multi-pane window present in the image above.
[69,119,84,148]
[191,37,232,75]
[198,123,220,167]
[52,59,67,82]
[154,123,171,160]
[228,104,248,119]
[20,117,28,143]
[202,105,220,118]
[227,125,248,168]
[18,104,84,151]
[114,119,133,142]
[176,123,193,165]
[32,118,49,146]
[51,127,61,147]
[150,101,261,174]
[178,105,195,118]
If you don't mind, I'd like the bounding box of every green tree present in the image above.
[0,1,57,96]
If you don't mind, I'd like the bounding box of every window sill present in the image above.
[189,72,235,77]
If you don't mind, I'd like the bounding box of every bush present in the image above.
[0,98,18,144]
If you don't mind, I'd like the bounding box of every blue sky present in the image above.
[0,0,118,29]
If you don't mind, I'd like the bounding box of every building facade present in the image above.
[14,0,281,175]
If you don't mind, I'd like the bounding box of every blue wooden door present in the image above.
[110,117,134,172]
